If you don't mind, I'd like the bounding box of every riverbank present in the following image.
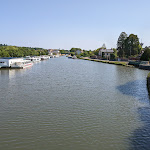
[147,72,150,93]
[79,57,132,67]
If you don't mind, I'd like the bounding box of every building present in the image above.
[98,49,114,60]
[0,57,24,68]
[76,50,83,55]
[47,49,60,56]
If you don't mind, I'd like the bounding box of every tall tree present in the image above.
[125,34,140,57]
[70,48,81,52]
[117,32,127,57]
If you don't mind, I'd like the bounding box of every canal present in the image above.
[0,56,150,150]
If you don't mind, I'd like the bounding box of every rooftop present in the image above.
[100,49,114,53]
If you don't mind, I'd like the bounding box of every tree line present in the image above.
[68,45,117,60]
[117,32,142,58]
[65,32,150,61]
[0,45,48,57]
[1,32,150,60]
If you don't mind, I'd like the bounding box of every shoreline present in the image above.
[79,57,150,94]
[79,57,133,67]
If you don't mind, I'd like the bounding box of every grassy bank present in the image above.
[79,57,129,67]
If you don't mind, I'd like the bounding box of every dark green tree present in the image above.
[117,32,127,57]
[140,47,150,61]
[125,34,141,57]
[70,48,81,52]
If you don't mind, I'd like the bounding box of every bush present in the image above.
[140,48,150,61]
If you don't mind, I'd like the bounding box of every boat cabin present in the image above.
[0,57,24,68]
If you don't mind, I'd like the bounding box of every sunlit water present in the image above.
[0,56,150,150]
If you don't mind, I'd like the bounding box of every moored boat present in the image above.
[139,61,150,70]
[25,56,41,62]
[31,57,41,62]
[41,55,50,60]
[11,60,33,69]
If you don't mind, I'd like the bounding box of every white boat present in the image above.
[11,60,33,69]
[0,61,9,68]
[25,56,41,62]
[0,57,26,68]
[54,54,60,58]
[31,57,41,62]
[50,55,54,58]
[41,55,50,60]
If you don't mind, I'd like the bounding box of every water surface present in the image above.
[0,56,150,150]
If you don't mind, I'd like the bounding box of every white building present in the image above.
[98,49,114,60]
[47,49,60,56]
[76,50,83,55]
[0,57,24,68]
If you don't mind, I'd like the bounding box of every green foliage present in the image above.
[60,50,69,54]
[81,51,89,57]
[79,50,94,57]
[113,48,118,58]
[147,72,150,78]
[0,45,48,57]
[125,34,140,57]
[94,48,100,55]
[88,50,94,56]
[0,44,7,47]
[70,52,75,56]
[110,54,115,60]
[117,32,127,57]
[93,44,107,56]
[117,32,141,57]
[110,48,118,60]
[69,47,95,58]
[140,47,150,61]
[70,48,81,52]
[76,55,80,58]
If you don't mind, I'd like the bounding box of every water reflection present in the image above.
[0,57,150,150]
[117,80,150,150]
[117,80,149,103]
[0,68,30,79]
[129,107,150,150]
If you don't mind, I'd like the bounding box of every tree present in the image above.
[140,47,150,61]
[0,49,10,57]
[110,48,118,60]
[125,34,140,57]
[94,46,106,56]
[0,45,48,57]
[70,52,75,56]
[94,48,100,55]
[117,32,127,57]
[70,48,81,52]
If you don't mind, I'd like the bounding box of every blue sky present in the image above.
[0,0,150,50]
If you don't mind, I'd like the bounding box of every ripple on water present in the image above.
[0,57,150,150]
